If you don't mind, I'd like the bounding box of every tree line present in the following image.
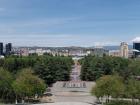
[0,54,73,103]
[80,55,140,105]
[0,54,73,84]
[0,68,46,103]
[92,75,140,105]
[80,55,140,81]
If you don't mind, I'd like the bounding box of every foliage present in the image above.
[126,79,140,100]
[33,56,73,85]
[0,55,73,85]
[12,68,46,99]
[128,60,140,76]
[91,75,125,102]
[0,55,73,103]
[0,68,15,103]
[1,56,36,73]
[80,55,140,81]
[92,75,140,104]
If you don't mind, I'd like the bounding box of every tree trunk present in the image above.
[15,99,17,104]
[22,97,24,104]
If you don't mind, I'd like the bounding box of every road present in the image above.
[35,102,92,105]
[50,59,96,104]
[70,59,81,81]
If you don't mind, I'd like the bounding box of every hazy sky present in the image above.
[0,0,140,47]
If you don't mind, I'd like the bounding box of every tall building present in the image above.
[133,43,140,57]
[0,42,3,55]
[120,42,128,58]
[5,43,12,55]
[132,37,140,57]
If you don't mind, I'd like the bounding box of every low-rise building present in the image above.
[90,47,109,57]
[109,50,120,57]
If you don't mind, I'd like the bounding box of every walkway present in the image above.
[35,102,92,105]
[50,59,96,103]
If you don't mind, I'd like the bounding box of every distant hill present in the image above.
[16,45,133,51]
[103,45,133,50]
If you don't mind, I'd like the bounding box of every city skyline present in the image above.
[0,0,140,46]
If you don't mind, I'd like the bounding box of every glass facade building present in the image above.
[6,43,12,55]
[0,42,3,55]
[133,43,140,57]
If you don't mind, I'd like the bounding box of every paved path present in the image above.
[53,95,96,104]
[35,102,92,105]
[70,63,81,81]
[50,59,96,104]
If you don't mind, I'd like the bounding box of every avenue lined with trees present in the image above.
[0,54,140,105]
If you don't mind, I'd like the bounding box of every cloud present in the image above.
[132,37,140,43]
[0,33,121,47]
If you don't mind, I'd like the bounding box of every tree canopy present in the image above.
[91,75,125,102]
[12,68,46,98]
[80,55,140,81]
[0,68,14,102]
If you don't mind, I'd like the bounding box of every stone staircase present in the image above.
[50,81,96,103]
[51,81,95,95]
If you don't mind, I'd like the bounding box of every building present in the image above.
[20,48,29,56]
[132,37,140,57]
[36,49,44,56]
[68,49,86,57]
[128,49,134,58]
[109,50,120,57]
[90,47,109,57]
[29,49,36,55]
[133,43,140,57]
[0,42,3,55]
[120,42,128,58]
[5,43,12,55]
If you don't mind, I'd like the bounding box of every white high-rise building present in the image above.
[120,42,128,58]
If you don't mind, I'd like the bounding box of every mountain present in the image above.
[104,45,133,50]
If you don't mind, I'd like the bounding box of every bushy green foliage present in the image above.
[80,55,140,81]
[91,75,140,104]
[0,54,73,103]
[91,75,125,102]
[126,79,140,100]
[12,68,46,98]
[0,68,46,103]
[0,68,15,103]
[0,56,36,73]
[0,55,73,85]
[33,56,73,85]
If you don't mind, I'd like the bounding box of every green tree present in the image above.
[33,56,73,85]
[91,75,125,103]
[128,60,140,76]
[12,68,46,102]
[80,55,132,81]
[0,68,15,103]
[126,79,140,103]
